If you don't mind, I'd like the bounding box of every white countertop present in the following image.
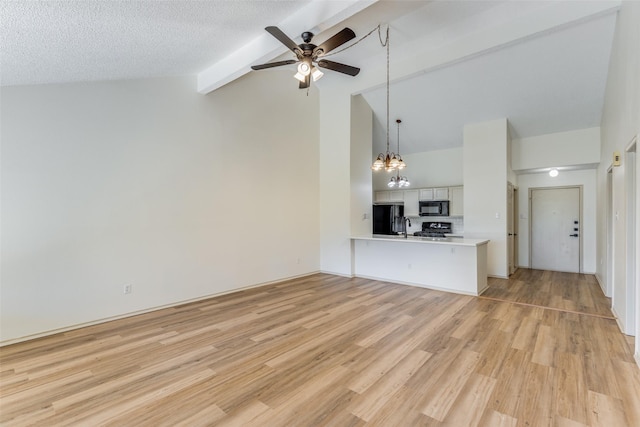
[352,235,489,247]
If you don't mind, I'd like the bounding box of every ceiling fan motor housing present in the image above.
[251,26,360,88]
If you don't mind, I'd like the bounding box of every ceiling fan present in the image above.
[251,26,360,89]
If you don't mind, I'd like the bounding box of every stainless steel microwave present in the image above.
[419,200,449,216]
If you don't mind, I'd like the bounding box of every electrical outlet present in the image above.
[123,284,132,294]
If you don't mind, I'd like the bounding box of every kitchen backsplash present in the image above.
[404,216,464,236]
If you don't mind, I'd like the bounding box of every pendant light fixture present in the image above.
[372,26,406,173]
[387,119,410,188]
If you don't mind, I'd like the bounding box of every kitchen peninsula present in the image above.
[350,235,489,296]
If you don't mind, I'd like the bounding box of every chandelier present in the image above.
[371,27,406,173]
[387,119,410,188]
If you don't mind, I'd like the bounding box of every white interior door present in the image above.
[531,187,581,273]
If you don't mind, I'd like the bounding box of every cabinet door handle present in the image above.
[569,234,579,237]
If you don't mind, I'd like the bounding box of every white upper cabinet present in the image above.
[388,191,404,202]
[419,188,434,201]
[434,187,449,200]
[403,190,419,216]
[374,191,390,203]
[374,190,404,203]
[450,186,464,216]
[419,187,449,201]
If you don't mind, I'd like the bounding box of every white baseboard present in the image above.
[0,271,320,347]
[594,274,607,295]
[636,351,640,368]
[319,270,354,278]
[610,306,625,334]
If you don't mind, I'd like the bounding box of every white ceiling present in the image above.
[362,10,618,154]
[0,1,619,155]
[0,0,312,86]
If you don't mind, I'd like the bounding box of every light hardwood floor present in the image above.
[1,272,639,426]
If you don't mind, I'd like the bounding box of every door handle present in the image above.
[569,234,579,237]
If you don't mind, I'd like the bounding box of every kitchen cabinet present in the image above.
[419,188,434,201]
[435,187,449,200]
[450,186,464,216]
[403,190,419,216]
[419,187,449,201]
[374,190,404,203]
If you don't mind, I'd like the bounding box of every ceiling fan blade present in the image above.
[299,74,311,89]
[251,60,297,70]
[317,59,360,76]
[265,26,300,53]
[314,28,356,55]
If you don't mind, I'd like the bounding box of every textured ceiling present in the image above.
[0,1,621,156]
[0,0,311,86]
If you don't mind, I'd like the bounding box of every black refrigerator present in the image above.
[373,204,405,235]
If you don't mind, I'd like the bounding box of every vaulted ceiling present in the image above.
[1,1,620,154]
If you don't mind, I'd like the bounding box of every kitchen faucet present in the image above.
[403,217,411,238]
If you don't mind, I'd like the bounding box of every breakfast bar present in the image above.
[351,235,489,296]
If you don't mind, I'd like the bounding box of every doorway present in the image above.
[530,186,582,273]
[507,182,518,275]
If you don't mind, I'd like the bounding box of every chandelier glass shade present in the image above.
[387,119,409,187]
[388,172,410,188]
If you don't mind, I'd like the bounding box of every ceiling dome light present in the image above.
[297,62,311,76]
[549,168,559,177]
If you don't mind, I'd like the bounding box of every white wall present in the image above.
[319,87,353,276]
[463,118,509,278]
[516,169,597,273]
[0,72,321,344]
[512,127,601,171]
[372,147,463,191]
[598,1,640,346]
[351,95,374,238]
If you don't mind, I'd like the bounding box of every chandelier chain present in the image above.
[385,25,390,153]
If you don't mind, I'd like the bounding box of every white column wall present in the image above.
[319,87,353,276]
[463,118,509,278]
[350,95,374,238]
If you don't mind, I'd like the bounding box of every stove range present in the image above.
[413,221,452,238]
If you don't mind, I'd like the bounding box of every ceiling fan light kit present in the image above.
[251,26,360,89]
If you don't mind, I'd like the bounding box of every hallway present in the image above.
[482,269,613,318]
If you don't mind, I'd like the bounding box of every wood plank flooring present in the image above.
[1,272,639,426]
[482,269,614,318]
